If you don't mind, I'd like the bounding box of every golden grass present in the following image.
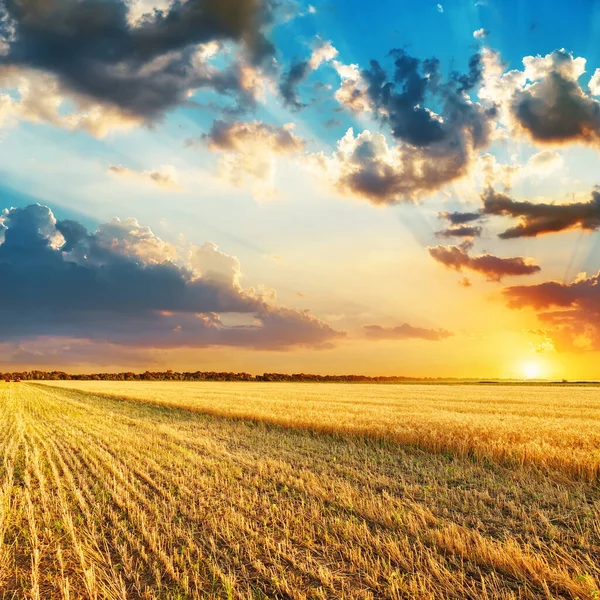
[0,381,598,599]
[41,380,600,481]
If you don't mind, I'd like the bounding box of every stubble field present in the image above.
[0,381,599,599]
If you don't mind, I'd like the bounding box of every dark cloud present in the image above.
[364,323,453,341]
[510,49,600,145]
[436,225,482,238]
[362,49,490,149]
[428,244,541,282]
[0,203,342,349]
[279,59,311,110]
[504,272,600,351]
[322,50,495,204]
[482,187,600,238]
[278,40,337,110]
[439,210,483,225]
[436,210,483,239]
[0,0,277,119]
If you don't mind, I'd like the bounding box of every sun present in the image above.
[522,361,540,379]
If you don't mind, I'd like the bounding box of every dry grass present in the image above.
[0,381,598,599]
[41,380,600,481]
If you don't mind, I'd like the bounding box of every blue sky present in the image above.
[2,0,600,377]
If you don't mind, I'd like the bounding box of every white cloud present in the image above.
[203,121,305,201]
[589,68,600,96]
[308,40,338,70]
[332,61,374,113]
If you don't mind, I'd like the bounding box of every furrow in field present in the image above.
[3,383,597,599]
[31,385,600,599]
[26,412,148,600]
[42,403,337,599]
[40,381,600,482]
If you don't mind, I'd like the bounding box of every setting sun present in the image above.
[523,361,540,380]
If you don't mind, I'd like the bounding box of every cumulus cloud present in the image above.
[482,187,600,238]
[108,164,183,190]
[589,68,600,96]
[504,272,600,351]
[199,119,305,199]
[309,124,484,204]
[279,39,338,110]
[0,203,342,349]
[310,50,494,204]
[481,48,600,147]
[362,50,489,147]
[364,323,453,341]
[428,244,540,281]
[0,0,278,127]
[331,60,373,114]
[0,67,144,135]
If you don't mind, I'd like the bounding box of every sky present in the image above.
[2,0,600,378]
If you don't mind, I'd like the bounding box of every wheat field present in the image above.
[0,382,599,599]
[40,380,600,480]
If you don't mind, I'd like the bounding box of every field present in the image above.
[0,382,598,599]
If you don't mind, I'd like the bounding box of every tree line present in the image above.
[0,370,452,383]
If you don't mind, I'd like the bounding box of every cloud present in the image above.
[310,50,494,204]
[279,39,338,110]
[589,68,600,96]
[0,67,145,135]
[473,28,489,40]
[331,60,373,113]
[512,50,600,144]
[482,187,600,238]
[428,244,541,281]
[0,203,342,349]
[364,323,453,341]
[0,0,278,125]
[437,4,444,13]
[439,211,483,225]
[362,50,489,147]
[108,164,183,190]
[308,123,486,204]
[481,49,600,147]
[436,210,483,239]
[436,224,482,239]
[197,119,304,199]
[504,272,600,351]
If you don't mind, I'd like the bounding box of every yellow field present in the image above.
[0,382,599,599]
[41,380,600,480]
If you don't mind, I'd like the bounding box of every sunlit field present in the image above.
[1,382,599,599]
[41,380,600,480]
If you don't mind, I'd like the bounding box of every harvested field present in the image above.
[41,380,600,480]
[0,382,598,599]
